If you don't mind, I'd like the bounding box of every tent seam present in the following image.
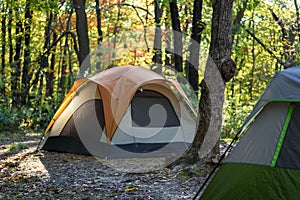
[271,104,295,167]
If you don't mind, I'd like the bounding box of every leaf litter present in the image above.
[0,132,212,199]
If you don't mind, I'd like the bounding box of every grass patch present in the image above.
[7,144,16,151]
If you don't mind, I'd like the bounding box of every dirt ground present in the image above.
[0,132,212,199]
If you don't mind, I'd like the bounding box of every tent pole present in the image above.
[192,129,242,200]
[36,135,45,152]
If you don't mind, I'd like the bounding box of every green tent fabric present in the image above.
[200,163,300,200]
[200,66,300,199]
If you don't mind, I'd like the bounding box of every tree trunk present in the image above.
[168,0,236,167]
[95,0,103,70]
[249,12,255,100]
[295,0,300,44]
[11,18,23,107]
[1,5,6,95]
[8,9,13,99]
[186,0,204,93]
[60,36,68,95]
[95,0,103,46]
[169,0,183,72]
[21,0,32,105]
[74,0,90,74]
[44,13,55,98]
[47,32,57,99]
[152,0,163,73]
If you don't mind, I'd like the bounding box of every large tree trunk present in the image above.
[74,0,90,74]
[200,0,236,157]
[169,0,236,167]
[169,0,183,72]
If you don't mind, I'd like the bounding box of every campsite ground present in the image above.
[0,132,212,199]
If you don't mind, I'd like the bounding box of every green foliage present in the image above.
[17,143,29,150]
[7,144,16,151]
[0,0,298,141]
[0,101,56,132]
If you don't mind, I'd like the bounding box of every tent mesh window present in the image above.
[131,90,180,127]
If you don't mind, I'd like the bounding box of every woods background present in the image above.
[0,0,299,140]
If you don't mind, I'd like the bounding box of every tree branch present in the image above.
[245,29,286,67]
[268,8,287,41]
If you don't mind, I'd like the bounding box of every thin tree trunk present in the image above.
[165,22,171,67]
[1,5,6,95]
[295,0,300,44]
[169,0,183,72]
[47,32,57,99]
[36,74,44,109]
[68,42,73,87]
[152,0,163,73]
[74,0,90,74]
[232,0,248,35]
[44,13,54,97]
[269,9,294,68]
[11,18,23,107]
[60,36,68,95]
[95,0,103,46]
[186,0,204,93]
[95,0,103,70]
[8,9,13,100]
[21,0,32,105]
[249,12,255,100]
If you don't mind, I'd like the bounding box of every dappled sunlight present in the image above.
[0,132,209,199]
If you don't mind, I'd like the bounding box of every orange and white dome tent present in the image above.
[38,66,197,158]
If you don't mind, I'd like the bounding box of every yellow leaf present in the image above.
[124,187,139,192]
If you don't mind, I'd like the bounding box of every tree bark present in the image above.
[152,0,163,73]
[74,0,90,74]
[186,0,204,93]
[168,0,236,168]
[21,0,32,105]
[95,0,103,46]
[8,9,13,95]
[44,13,55,98]
[1,5,6,95]
[169,0,183,72]
[203,0,236,155]
[11,18,23,107]
[47,32,57,98]
[95,0,103,70]
[295,0,300,44]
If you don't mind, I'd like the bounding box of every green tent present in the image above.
[200,66,300,199]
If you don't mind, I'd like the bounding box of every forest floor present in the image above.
[0,132,214,200]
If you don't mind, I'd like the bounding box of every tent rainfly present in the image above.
[38,66,197,158]
[199,66,300,199]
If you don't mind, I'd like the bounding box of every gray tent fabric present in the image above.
[224,102,290,166]
[243,67,300,129]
